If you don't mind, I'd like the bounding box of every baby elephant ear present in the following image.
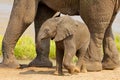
[53,24,73,42]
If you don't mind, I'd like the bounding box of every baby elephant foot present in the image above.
[76,64,87,73]
[74,67,80,73]
[81,66,87,73]
[67,66,80,74]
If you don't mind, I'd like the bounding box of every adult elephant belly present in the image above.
[42,0,79,15]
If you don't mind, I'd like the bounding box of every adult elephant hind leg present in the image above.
[28,3,56,67]
[84,38,103,71]
[1,0,39,68]
[102,0,120,70]
[80,0,115,71]
[102,26,119,70]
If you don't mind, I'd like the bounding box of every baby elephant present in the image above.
[37,15,90,75]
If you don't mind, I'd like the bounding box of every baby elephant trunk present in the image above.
[38,32,46,40]
[37,32,48,50]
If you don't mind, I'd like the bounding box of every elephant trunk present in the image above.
[38,32,47,40]
[37,32,48,50]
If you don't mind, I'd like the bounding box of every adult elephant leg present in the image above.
[80,0,115,71]
[28,3,56,67]
[1,0,39,68]
[102,25,119,69]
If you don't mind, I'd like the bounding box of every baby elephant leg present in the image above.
[54,47,64,75]
[63,47,79,74]
[76,45,88,73]
[76,57,87,73]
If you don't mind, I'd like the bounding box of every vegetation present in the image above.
[0,35,36,60]
[115,34,120,52]
[49,40,56,59]
[0,34,120,60]
[14,36,36,60]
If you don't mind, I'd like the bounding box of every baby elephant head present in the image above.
[37,19,57,41]
[38,16,73,42]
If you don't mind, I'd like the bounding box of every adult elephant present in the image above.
[1,0,120,71]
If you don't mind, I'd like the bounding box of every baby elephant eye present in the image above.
[45,28,49,33]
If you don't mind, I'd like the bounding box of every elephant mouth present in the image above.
[51,37,54,40]
[51,31,56,40]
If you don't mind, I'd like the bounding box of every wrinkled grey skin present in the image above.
[1,0,120,71]
[38,15,90,75]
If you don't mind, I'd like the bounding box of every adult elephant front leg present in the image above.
[1,0,39,68]
[80,0,115,71]
[28,3,56,67]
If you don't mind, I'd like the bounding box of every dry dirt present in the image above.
[0,66,120,80]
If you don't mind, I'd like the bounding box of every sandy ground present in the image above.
[0,58,119,80]
[0,59,120,80]
[0,66,120,80]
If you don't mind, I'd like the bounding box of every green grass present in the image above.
[0,35,36,60]
[115,35,120,52]
[0,34,120,60]
[49,40,56,59]
[14,36,36,60]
